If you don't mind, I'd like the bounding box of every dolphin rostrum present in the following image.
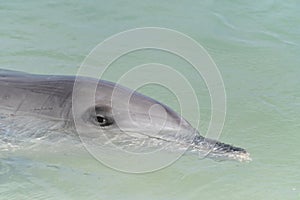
[0,69,250,162]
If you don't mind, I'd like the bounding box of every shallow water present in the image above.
[1,0,300,199]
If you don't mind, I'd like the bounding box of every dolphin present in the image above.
[0,69,250,162]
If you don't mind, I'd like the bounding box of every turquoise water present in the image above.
[1,0,300,199]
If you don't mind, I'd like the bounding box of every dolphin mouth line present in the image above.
[101,129,251,162]
[0,111,251,162]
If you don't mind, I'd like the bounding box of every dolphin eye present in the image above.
[95,114,113,127]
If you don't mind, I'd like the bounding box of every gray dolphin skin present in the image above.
[0,69,250,162]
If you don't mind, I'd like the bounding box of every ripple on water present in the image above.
[0,161,10,175]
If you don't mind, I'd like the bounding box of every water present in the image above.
[1,0,300,199]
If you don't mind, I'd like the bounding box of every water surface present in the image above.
[0,0,299,199]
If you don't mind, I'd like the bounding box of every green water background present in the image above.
[0,0,300,199]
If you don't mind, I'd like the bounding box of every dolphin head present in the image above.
[0,70,250,162]
[72,78,250,162]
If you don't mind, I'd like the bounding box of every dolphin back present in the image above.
[0,68,30,77]
[0,68,74,120]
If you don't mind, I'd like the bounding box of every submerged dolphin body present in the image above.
[0,69,250,162]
